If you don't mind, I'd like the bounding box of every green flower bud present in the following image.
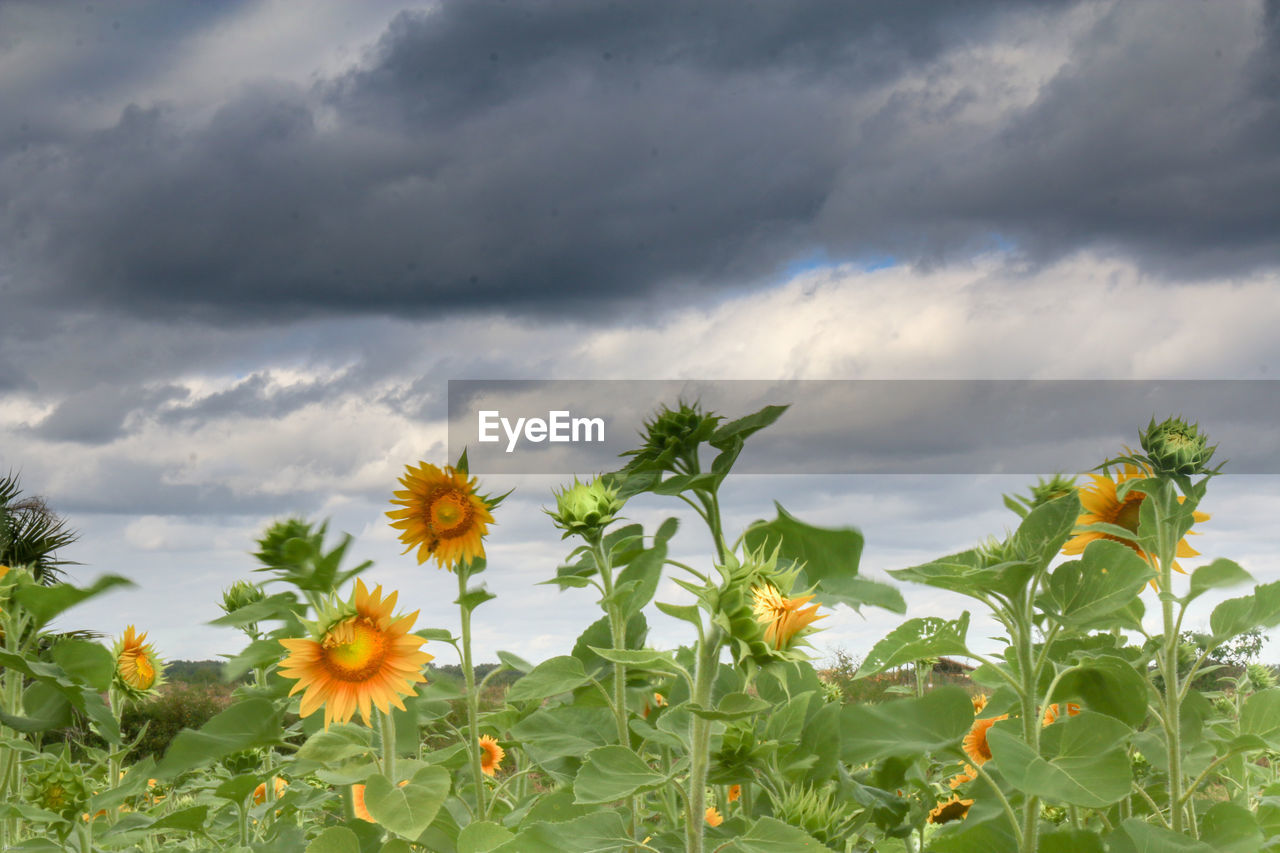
[253,517,318,569]
[621,401,722,474]
[220,579,266,615]
[546,476,626,541]
[26,756,91,821]
[1140,415,1217,478]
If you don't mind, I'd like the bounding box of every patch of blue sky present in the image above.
[783,249,898,277]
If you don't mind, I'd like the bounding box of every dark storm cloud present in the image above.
[2,0,1277,324]
[34,382,186,444]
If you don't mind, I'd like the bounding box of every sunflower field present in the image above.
[2,404,1280,852]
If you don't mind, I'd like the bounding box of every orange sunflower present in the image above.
[751,584,825,650]
[351,783,374,823]
[728,784,742,803]
[705,806,724,827]
[928,795,974,824]
[1062,463,1209,582]
[114,626,163,694]
[479,734,505,776]
[1042,702,1081,726]
[962,714,1007,766]
[279,580,433,729]
[388,462,494,571]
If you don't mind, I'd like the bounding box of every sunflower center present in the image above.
[1114,494,1144,534]
[321,618,390,682]
[427,488,475,539]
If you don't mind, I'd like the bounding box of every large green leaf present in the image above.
[743,503,904,614]
[0,681,73,732]
[1211,581,1280,641]
[855,613,970,678]
[1041,540,1153,628]
[1108,818,1216,853]
[1186,558,1253,604]
[457,821,516,853]
[363,766,450,841]
[306,826,362,853]
[509,705,616,770]
[49,639,115,691]
[719,816,827,851]
[0,649,120,742]
[1051,656,1150,728]
[1240,689,1280,749]
[12,574,133,630]
[987,711,1132,807]
[1011,492,1080,567]
[490,812,631,853]
[840,687,973,764]
[572,745,668,805]
[571,613,647,674]
[614,517,678,617]
[506,656,591,703]
[155,697,283,778]
[1199,802,1264,853]
[888,550,1034,603]
[688,692,771,721]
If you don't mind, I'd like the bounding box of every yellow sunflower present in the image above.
[253,777,287,805]
[388,462,494,571]
[928,795,974,824]
[751,584,825,650]
[728,784,742,803]
[971,693,988,715]
[1063,463,1210,581]
[949,763,979,789]
[279,580,433,729]
[962,714,1007,767]
[479,734,505,777]
[114,626,162,693]
[705,806,724,827]
[351,783,375,823]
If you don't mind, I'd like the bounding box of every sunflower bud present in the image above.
[715,545,825,671]
[546,477,626,542]
[220,580,266,614]
[1140,416,1217,478]
[253,518,318,569]
[26,756,91,821]
[622,402,722,474]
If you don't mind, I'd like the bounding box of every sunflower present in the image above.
[279,580,433,729]
[1063,463,1210,582]
[928,795,974,824]
[388,462,494,571]
[351,783,374,823]
[728,784,742,803]
[971,693,988,715]
[1042,702,1081,726]
[962,714,1007,766]
[949,763,979,789]
[751,584,825,650]
[705,806,724,827]
[253,777,287,805]
[114,626,163,694]
[479,734,505,777]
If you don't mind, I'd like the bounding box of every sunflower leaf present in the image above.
[855,614,971,679]
[1041,540,1153,629]
[12,574,134,631]
[505,656,591,703]
[571,745,668,805]
[987,711,1132,808]
[1185,558,1253,605]
[840,687,974,764]
[364,766,450,842]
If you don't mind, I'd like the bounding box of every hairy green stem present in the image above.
[458,569,487,817]
[594,539,636,838]
[380,709,397,784]
[685,626,723,853]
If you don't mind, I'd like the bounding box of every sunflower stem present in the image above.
[685,625,723,853]
[380,709,397,785]
[593,538,637,840]
[457,567,487,818]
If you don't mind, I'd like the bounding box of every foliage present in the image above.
[1,410,1278,852]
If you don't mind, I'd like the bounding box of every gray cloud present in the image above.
[4,0,1277,327]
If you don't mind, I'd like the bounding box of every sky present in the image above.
[2,0,1280,668]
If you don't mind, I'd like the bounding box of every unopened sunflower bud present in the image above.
[1140,416,1217,478]
[546,477,626,541]
[622,402,722,474]
[220,579,266,615]
[26,757,91,821]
